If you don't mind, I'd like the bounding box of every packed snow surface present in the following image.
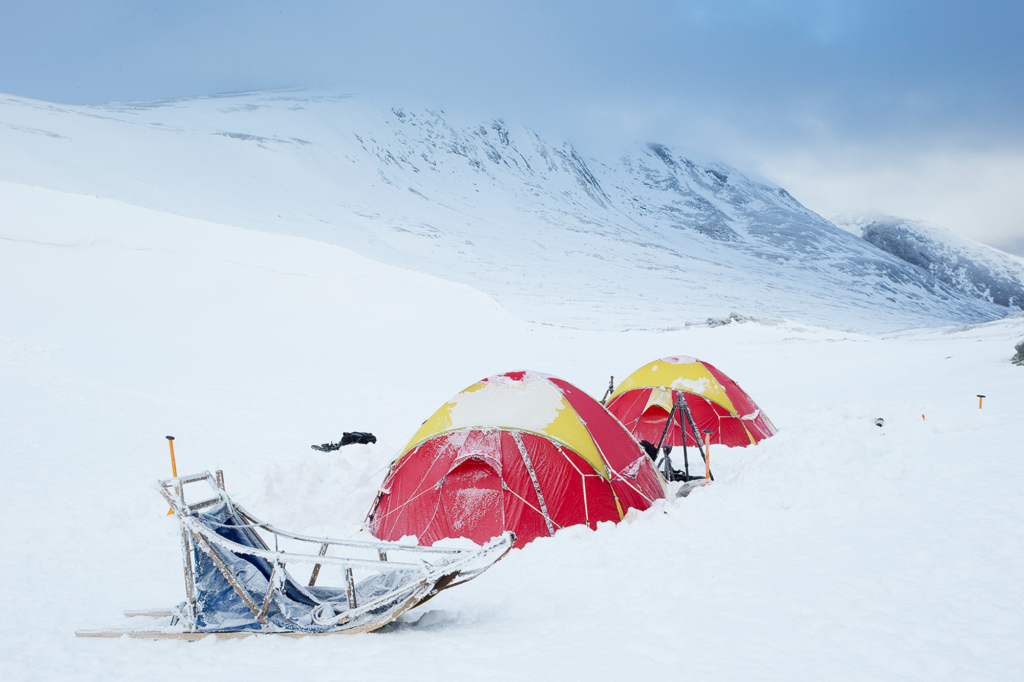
[2,182,1023,680]
[0,90,1010,331]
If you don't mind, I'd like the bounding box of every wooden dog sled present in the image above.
[77,471,514,639]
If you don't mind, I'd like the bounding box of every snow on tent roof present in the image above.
[400,370,609,476]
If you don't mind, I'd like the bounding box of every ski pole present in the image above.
[680,401,712,481]
[655,397,678,453]
[679,396,690,479]
[654,397,680,480]
[600,376,615,405]
[166,436,177,516]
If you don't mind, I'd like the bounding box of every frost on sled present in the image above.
[77,471,513,639]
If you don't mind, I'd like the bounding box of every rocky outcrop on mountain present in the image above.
[836,214,1024,310]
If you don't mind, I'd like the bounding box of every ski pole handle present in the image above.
[166,436,177,516]
[166,436,177,477]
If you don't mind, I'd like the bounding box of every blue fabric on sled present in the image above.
[191,502,330,631]
[198,506,320,607]
[187,501,424,633]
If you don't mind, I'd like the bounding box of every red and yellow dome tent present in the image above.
[367,370,665,548]
[606,356,776,450]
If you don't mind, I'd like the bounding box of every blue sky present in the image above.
[2,1,1023,252]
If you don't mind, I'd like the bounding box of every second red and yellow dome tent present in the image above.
[605,355,777,448]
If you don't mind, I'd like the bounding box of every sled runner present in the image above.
[675,478,708,498]
[76,471,514,640]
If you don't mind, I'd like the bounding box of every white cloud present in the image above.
[752,146,1024,251]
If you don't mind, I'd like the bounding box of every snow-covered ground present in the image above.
[0,90,1008,331]
[3,182,1023,679]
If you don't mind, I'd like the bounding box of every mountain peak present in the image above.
[0,90,1009,331]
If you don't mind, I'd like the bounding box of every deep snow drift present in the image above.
[2,182,1023,680]
[836,213,1024,310]
[0,90,1008,331]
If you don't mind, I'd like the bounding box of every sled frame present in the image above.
[77,471,513,639]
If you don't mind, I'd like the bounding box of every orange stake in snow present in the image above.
[977,395,986,409]
[166,436,177,516]
[703,430,713,482]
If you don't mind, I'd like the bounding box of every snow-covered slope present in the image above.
[0,90,1007,331]
[836,213,1024,310]
[3,182,1024,679]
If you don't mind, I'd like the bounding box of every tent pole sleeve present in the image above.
[512,432,556,537]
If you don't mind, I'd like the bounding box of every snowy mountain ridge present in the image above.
[0,89,1009,331]
[835,213,1024,310]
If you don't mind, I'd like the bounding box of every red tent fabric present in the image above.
[606,356,777,448]
[367,371,665,548]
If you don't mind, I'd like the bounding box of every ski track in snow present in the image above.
[2,182,1023,680]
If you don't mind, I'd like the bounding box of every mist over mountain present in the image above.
[0,89,1007,331]
[835,214,1024,311]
